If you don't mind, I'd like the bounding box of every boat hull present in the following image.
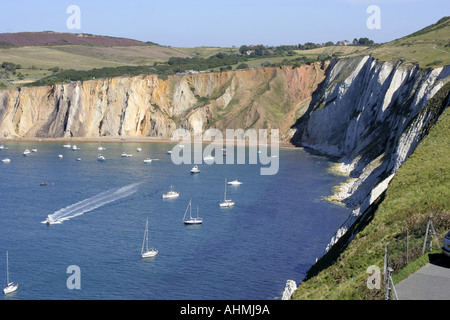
[220,201,235,208]
[141,250,158,258]
[3,283,18,294]
[184,220,203,225]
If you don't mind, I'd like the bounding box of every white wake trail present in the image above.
[42,183,141,224]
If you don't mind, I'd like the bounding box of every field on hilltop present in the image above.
[355,16,450,68]
[1,17,449,89]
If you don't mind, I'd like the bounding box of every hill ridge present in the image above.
[0,31,151,48]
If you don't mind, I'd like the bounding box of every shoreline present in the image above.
[0,136,300,149]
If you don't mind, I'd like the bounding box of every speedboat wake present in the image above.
[42,183,141,225]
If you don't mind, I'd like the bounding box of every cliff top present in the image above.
[0,31,149,48]
[356,16,450,68]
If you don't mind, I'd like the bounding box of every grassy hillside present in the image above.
[0,32,193,88]
[355,16,450,68]
[292,82,450,300]
[0,31,147,47]
[0,45,191,88]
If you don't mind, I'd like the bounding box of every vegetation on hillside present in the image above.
[19,45,330,87]
[361,16,450,68]
[0,31,375,88]
[292,81,450,300]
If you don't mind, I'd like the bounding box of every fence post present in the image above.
[422,215,440,254]
[406,229,409,264]
[384,243,390,300]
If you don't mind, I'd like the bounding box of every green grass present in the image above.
[0,44,193,89]
[292,82,450,300]
[357,16,450,68]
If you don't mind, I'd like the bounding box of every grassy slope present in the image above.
[353,16,450,68]
[292,82,450,300]
[0,44,193,88]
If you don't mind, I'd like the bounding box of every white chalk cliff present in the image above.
[291,55,450,251]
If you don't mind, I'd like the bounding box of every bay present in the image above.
[0,142,350,300]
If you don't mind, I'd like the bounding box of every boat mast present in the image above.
[141,220,148,254]
[183,200,191,222]
[6,251,9,285]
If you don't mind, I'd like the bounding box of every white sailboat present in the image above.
[183,200,203,225]
[98,136,105,151]
[141,219,158,258]
[220,179,235,208]
[3,251,18,295]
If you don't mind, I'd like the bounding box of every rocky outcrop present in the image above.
[291,55,450,251]
[0,64,326,141]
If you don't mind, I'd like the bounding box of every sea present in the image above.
[0,141,350,300]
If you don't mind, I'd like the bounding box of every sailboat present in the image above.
[183,200,203,225]
[3,251,18,295]
[141,219,158,258]
[98,136,105,151]
[220,179,235,208]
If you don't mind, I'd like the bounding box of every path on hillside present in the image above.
[396,255,450,300]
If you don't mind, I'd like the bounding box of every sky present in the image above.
[1,0,448,47]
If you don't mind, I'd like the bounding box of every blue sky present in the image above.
[1,0,448,47]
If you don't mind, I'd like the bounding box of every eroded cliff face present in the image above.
[291,55,450,250]
[0,64,327,141]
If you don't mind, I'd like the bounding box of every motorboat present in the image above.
[23,149,31,156]
[97,155,106,161]
[162,186,180,199]
[228,179,243,186]
[203,155,214,163]
[72,145,80,150]
[143,158,152,163]
[190,165,200,174]
[2,158,10,163]
[46,217,55,225]
[137,147,142,152]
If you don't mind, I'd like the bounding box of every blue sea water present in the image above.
[0,142,350,300]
